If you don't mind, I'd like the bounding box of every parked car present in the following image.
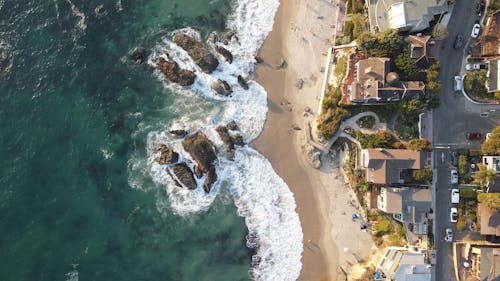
[445,228,454,242]
[454,34,464,49]
[466,132,483,140]
[454,76,463,92]
[451,188,460,203]
[471,24,481,38]
[451,151,458,167]
[451,169,458,184]
[450,207,458,223]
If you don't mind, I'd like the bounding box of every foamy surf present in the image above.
[130,0,303,280]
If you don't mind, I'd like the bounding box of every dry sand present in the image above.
[252,0,375,280]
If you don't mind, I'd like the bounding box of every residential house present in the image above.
[483,156,500,173]
[471,246,500,281]
[487,59,500,93]
[378,187,403,214]
[472,10,500,59]
[346,57,425,104]
[376,187,432,245]
[376,247,431,281]
[479,203,500,237]
[361,148,430,186]
[407,34,437,69]
[367,0,448,33]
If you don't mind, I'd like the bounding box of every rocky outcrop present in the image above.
[227,121,239,131]
[214,45,233,63]
[157,56,196,86]
[303,142,322,169]
[171,163,197,189]
[130,47,147,64]
[216,122,245,160]
[237,75,249,90]
[173,33,219,73]
[169,129,188,138]
[182,132,218,192]
[158,144,179,165]
[211,79,232,96]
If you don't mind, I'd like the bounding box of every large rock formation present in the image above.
[157,56,196,86]
[214,45,233,64]
[182,132,218,192]
[216,122,245,161]
[211,79,232,96]
[158,144,179,165]
[171,163,197,189]
[173,33,219,73]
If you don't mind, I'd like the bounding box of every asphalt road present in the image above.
[433,1,500,281]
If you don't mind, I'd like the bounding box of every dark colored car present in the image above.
[454,34,464,49]
[466,132,483,140]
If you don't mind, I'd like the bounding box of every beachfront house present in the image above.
[375,247,431,281]
[345,57,425,104]
[376,187,432,246]
[471,246,500,281]
[367,0,448,33]
[361,148,429,186]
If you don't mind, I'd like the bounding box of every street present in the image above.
[433,1,500,280]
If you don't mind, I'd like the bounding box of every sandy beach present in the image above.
[252,0,376,280]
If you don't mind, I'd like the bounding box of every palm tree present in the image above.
[472,164,497,187]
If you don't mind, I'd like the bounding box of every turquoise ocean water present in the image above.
[0,0,253,280]
[0,0,304,280]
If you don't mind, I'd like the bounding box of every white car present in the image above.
[451,169,458,184]
[471,23,481,38]
[454,76,463,92]
[450,208,458,223]
[445,228,454,242]
[451,189,460,203]
[466,63,481,70]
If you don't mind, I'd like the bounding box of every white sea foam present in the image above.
[131,0,303,280]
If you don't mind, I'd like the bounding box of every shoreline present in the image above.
[252,0,375,279]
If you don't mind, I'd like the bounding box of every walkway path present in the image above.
[307,111,389,153]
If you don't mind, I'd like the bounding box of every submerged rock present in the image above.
[211,79,232,96]
[182,132,218,192]
[173,33,219,73]
[171,163,197,189]
[130,47,147,64]
[157,56,196,86]
[237,75,249,90]
[214,45,233,63]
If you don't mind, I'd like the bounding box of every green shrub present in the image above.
[394,53,418,80]
[374,219,393,237]
[458,155,468,175]
[356,115,376,129]
[464,70,489,98]
[412,169,433,182]
[459,189,477,199]
[357,29,405,57]
[343,20,354,38]
[456,217,467,231]
[407,138,432,151]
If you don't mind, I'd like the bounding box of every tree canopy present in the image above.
[472,164,497,187]
[394,53,418,80]
[412,169,433,182]
[478,193,500,212]
[482,126,500,155]
[357,29,405,57]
